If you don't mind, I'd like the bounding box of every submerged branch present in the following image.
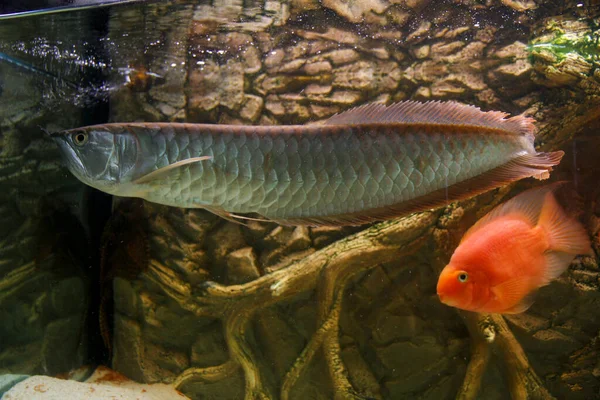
[457,312,493,400]
[459,312,555,400]
[152,200,555,399]
[173,361,240,388]
[151,211,437,319]
[200,211,437,305]
[155,212,436,399]
[491,315,555,400]
[225,311,276,400]
[280,303,339,400]
[323,325,367,400]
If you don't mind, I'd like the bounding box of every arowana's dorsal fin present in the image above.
[325,101,536,137]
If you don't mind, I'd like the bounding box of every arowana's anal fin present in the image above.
[202,206,271,226]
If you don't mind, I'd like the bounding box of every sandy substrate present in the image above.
[1,366,189,400]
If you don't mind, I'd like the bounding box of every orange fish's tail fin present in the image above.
[538,190,592,285]
[539,191,592,255]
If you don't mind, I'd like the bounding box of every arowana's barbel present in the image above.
[50,101,564,226]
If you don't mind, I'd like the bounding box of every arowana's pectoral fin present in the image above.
[132,156,213,185]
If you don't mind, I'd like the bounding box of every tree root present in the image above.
[323,324,367,400]
[281,252,380,400]
[225,310,276,400]
[168,212,435,397]
[491,315,554,400]
[280,295,342,400]
[458,312,555,400]
[173,360,239,387]
[456,313,492,400]
[158,207,553,399]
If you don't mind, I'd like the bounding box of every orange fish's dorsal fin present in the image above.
[460,183,564,244]
[325,101,536,137]
[491,277,535,314]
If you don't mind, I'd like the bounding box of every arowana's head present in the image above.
[49,125,139,194]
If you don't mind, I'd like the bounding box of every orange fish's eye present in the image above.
[457,272,469,283]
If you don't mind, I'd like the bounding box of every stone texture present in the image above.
[143,341,190,377]
[41,317,86,374]
[372,313,424,344]
[190,323,228,367]
[378,337,451,395]
[255,309,306,379]
[112,316,144,383]
[188,60,245,113]
[239,95,264,122]
[113,278,139,319]
[50,278,86,318]
[226,247,261,284]
[98,2,600,400]
[321,0,388,23]
[178,372,245,400]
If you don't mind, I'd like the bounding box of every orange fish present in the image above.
[436,185,592,314]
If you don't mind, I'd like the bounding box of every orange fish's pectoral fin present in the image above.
[491,277,535,315]
[132,156,213,185]
[502,291,537,314]
[540,251,578,286]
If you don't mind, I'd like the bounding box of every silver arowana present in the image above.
[50,101,563,226]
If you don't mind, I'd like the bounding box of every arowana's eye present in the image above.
[72,131,89,147]
[457,272,469,283]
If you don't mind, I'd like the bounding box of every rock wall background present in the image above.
[0,0,599,399]
[100,1,600,400]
